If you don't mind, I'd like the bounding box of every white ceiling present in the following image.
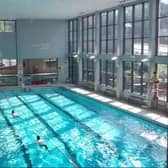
[0,0,136,19]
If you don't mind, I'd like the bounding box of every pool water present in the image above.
[0,87,167,168]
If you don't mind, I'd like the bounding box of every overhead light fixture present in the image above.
[119,0,132,4]
[90,55,95,59]
[142,58,149,62]
[73,54,78,58]
[111,57,118,60]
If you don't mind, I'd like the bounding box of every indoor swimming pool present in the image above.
[0,87,167,168]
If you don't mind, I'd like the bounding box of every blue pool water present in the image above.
[0,87,167,168]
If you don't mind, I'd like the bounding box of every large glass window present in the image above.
[0,21,15,32]
[157,0,168,56]
[124,2,150,56]
[68,57,79,84]
[23,58,58,85]
[82,15,95,53]
[157,64,168,102]
[68,19,78,54]
[82,58,94,82]
[123,61,148,95]
[100,60,116,88]
[0,58,17,86]
[100,10,118,55]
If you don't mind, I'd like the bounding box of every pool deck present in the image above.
[63,84,168,128]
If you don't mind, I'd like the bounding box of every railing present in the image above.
[0,74,17,86]
[23,73,58,85]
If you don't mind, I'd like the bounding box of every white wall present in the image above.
[16,19,66,59]
[0,32,16,58]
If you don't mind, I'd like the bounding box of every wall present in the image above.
[15,19,67,83]
[0,32,16,58]
[0,19,67,85]
[16,19,66,59]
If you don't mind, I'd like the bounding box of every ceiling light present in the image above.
[142,58,149,62]
[90,55,95,59]
[73,54,78,58]
[111,57,118,60]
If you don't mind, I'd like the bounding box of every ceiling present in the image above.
[0,0,137,19]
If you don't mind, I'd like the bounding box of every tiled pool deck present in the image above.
[64,85,168,128]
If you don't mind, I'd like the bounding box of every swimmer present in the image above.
[11,110,18,118]
[36,136,48,150]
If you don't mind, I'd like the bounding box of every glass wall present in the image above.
[68,19,78,54]
[0,20,15,32]
[123,61,148,95]
[68,57,79,84]
[0,20,17,86]
[0,59,17,86]
[100,60,116,88]
[157,0,168,56]
[82,15,95,53]
[68,19,79,82]
[67,0,168,107]
[124,2,150,55]
[23,58,58,85]
[100,10,118,55]
[82,58,94,82]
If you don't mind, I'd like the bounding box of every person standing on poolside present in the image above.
[151,71,160,100]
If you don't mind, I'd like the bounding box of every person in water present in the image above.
[11,110,18,118]
[36,136,48,150]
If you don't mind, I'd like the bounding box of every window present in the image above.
[123,61,148,95]
[68,19,78,54]
[68,57,79,84]
[124,2,150,56]
[100,60,116,88]
[100,10,118,55]
[157,64,168,102]
[82,15,95,53]
[157,0,168,56]
[0,21,15,32]
[0,58,17,86]
[82,58,94,82]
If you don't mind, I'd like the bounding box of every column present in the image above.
[94,12,100,91]
[147,0,157,107]
[78,17,83,83]
[116,6,124,98]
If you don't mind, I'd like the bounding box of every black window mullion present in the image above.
[132,6,135,55]
[167,65,168,102]
[92,59,94,82]
[72,21,74,53]
[105,60,108,86]
[87,58,88,82]
[123,61,126,90]
[140,62,144,95]
[92,15,94,53]
[112,61,115,88]
[113,10,115,54]
[141,3,144,55]
[76,19,78,52]
[131,62,134,92]
[123,8,126,55]
[87,16,89,53]
[106,12,108,53]
[68,21,70,53]
[100,60,102,83]
[82,18,84,52]
[100,14,102,53]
